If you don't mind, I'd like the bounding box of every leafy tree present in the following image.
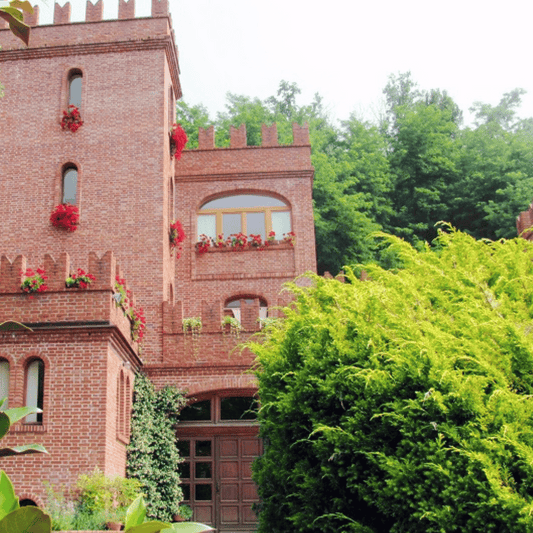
[127,373,187,521]
[251,227,533,532]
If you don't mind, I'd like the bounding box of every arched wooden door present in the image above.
[176,393,262,532]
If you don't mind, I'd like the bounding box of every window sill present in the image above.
[117,432,130,445]
[12,424,47,433]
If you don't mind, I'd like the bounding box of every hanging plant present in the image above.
[182,317,202,358]
[221,315,242,340]
[65,268,95,289]
[61,104,84,133]
[130,307,146,343]
[170,220,186,259]
[20,267,48,294]
[170,123,188,161]
[50,203,79,232]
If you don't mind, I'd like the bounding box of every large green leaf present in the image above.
[0,8,30,45]
[0,507,51,533]
[5,405,41,426]
[8,0,33,13]
[0,413,9,442]
[125,495,147,530]
[0,443,48,457]
[161,523,215,532]
[0,471,18,521]
[126,522,172,533]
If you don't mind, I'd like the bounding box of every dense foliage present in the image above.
[250,228,533,532]
[176,75,533,275]
[127,373,187,521]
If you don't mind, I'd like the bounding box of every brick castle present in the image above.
[0,1,316,530]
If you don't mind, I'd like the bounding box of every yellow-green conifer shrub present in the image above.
[251,226,533,533]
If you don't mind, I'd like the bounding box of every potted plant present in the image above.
[170,220,186,259]
[170,123,188,160]
[173,504,193,522]
[50,203,79,232]
[65,268,96,289]
[227,232,248,250]
[20,267,48,294]
[196,234,212,254]
[221,315,242,340]
[61,104,84,132]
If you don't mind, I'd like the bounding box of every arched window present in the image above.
[224,297,267,324]
[0,360,9,408]
[197,194,291,240]
[68,70,82,108]
[25,359,44,424]
[62,166,78,204]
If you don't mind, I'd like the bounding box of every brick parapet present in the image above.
[176,123,312,177]
[0,252,140,355]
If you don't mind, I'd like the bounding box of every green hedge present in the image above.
[251,227,533,532]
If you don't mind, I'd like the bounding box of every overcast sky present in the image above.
[34,0,533,127]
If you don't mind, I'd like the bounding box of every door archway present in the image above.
[176,391,262,532]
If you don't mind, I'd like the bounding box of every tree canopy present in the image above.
[250,227,533,532]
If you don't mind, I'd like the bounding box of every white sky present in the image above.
[33,0,533,127]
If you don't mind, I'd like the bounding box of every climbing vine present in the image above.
[127,373,187,521]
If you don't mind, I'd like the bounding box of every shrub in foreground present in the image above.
[251,227,533,532]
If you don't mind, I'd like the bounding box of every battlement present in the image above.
[0,0,180,96]
[176,123,313,179]
[517,202,533,241]
[0,251,140,351]
[1,0,168,28]
[196,122,311,150]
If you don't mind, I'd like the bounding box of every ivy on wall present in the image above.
[127,373,187,521]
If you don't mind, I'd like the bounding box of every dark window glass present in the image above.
[181,484,190,501]
[195,462,212,479]
[62,167,78,204]
[195,440,212,457]
[195,484,212,501]
[177,439,190,457]
[180,400,211,421]
[221,397,258,420]
[69,74,82,108]
[179,462,190,479]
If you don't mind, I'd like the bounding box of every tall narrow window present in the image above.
[62,166,78,204]
[68,71,82,108]
[25,359,44,423]
[0,360,9,408]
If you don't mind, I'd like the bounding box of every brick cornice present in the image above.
[175,169,314,183]
[0,34,182,98]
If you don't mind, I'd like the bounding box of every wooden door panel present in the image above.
[217,435,262,531]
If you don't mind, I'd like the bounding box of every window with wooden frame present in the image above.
[62,165,78,205]
[68,70,82,108]
[197,194,291,241]
[0,360,9,408]
[25,359,44,424]
[224,297,268,324]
